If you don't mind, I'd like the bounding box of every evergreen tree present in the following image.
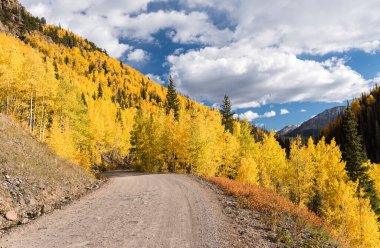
[97,83,103,98]
[342,106,380,216]
[165,76,180,120]
[220,95,234,133]
[81,93,87,107]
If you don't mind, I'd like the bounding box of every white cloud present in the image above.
[238,109,279,122]
[173,48,184,55]
[263,111,276,118]
[238,111,260,122]
[300,109,307,112]
[20,0,232,57]
[168,44,369,105]
[127,49,150,62]
[180,0,380,54]
[146,73,165,85]
[20,0,380,56]
[19,0,380,107]
[280,109,289,115]
[119,11,233,45]
[20,0,154,57]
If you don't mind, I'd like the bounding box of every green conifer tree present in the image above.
[97,83,103,98]
[220,95,234,133]
[342,106,380,216]
[165,76,180,120]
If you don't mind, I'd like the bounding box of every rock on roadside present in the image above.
[5,211,18,221]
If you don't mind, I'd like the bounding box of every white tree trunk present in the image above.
[6,81,10,115]
[29,88,33,133]
[39,96,45,141]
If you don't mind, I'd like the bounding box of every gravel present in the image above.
[0,173,241,248]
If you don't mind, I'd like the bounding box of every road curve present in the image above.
[0,173,235,248]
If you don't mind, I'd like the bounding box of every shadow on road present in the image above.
[103,170,165,178]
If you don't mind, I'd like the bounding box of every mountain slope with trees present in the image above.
[0,1,380,246]
[324,86,380,163]
[279,106,344,139]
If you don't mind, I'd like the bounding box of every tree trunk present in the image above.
[59,104,63,130]
[6,81,10,115]
[33,103,37,134]
[296,160,301,206]
[39,96,45,141]
[29,88,33,133]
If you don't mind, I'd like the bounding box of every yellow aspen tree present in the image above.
[331,182,380,247]
[0,34,23,115]
[233,120,259,185]
[289,136,315,206]
[48,118,79,164]
[254,131,288,193]
[219,131,240,178]
[236,154,259,185]
[187,110,223,176]
[236,120,258,156]
[367,161,380,197]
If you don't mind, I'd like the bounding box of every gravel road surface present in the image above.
[0,172,236,248]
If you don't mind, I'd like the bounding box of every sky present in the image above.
[19,0,380,130]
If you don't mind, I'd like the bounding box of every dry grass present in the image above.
[207,176,338,246]
[0,114,98,228]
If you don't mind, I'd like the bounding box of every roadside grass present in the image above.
[207,176,340,247]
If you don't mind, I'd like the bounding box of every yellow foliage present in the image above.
[351,100,361,114]
[254,131,288,193]
[2,27,380,247]
[236,155,259,185]
[368,161,380,198]
[289,136,315,206]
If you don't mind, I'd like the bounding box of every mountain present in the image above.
[277,124,299,136]
[323,86,380,163]
[278,106,345,139]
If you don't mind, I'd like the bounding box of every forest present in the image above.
[1,25,380,247]
[324,86,380,163]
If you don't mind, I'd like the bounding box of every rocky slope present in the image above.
[0,0,45,36]
[0,114,101,232]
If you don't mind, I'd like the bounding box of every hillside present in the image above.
[0,22,210,171]
[277,124,298,136]
[1,1,380,246]
[0,114,99,231]
[324,86,380,163]
[279,106,344,139]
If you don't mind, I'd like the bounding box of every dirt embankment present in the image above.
[0,114,101,232]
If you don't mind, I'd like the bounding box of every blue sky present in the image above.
[21,0,380,130]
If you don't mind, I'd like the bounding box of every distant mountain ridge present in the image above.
[278,106,345,138]
[277,125,299,136]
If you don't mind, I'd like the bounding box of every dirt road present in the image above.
[0,172,236,248]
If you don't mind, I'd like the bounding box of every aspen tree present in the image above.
[289,136,315,206]
[254,131,287,193]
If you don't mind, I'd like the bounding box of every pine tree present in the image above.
[342,106,380,216]
[220,95,234,133]
[165,76,179,120]
[97,83,103,98]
